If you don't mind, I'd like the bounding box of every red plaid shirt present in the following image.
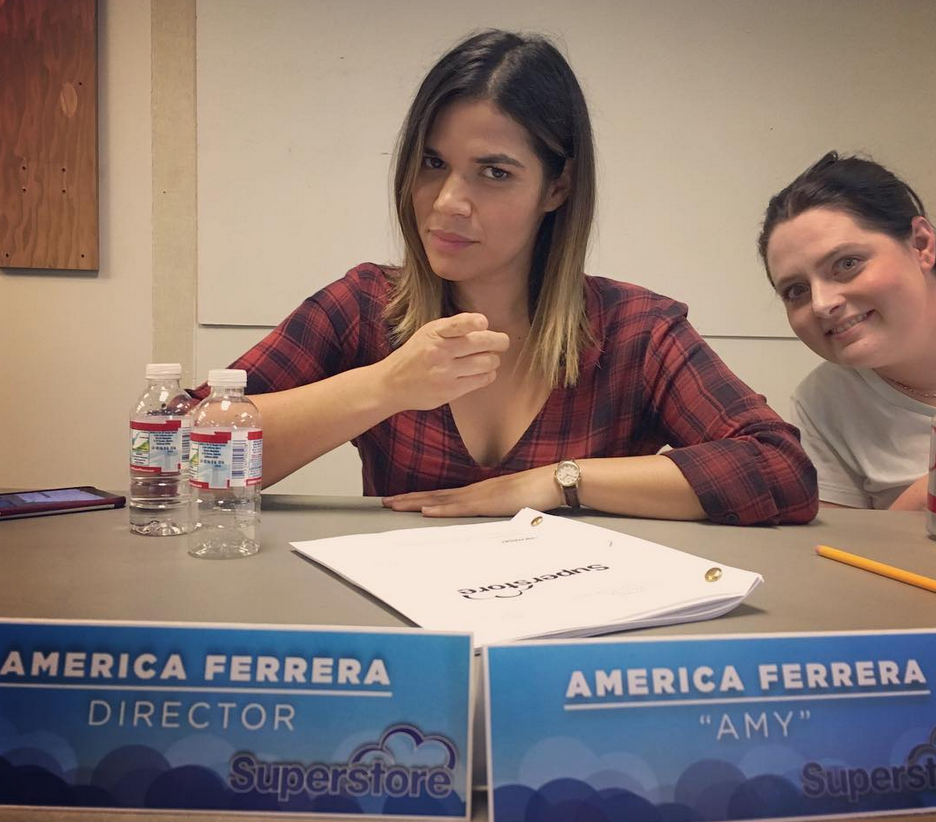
[193,263,817,525]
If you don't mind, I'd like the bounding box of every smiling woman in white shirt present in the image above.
[758,152,936,510]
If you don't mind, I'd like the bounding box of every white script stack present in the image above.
[291,509,763,648]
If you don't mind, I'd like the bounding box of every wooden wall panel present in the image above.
[0,0,98,270]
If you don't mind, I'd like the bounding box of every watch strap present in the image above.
[555,460,582,510]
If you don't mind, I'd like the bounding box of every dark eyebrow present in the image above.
[474,153,525,169]
[422,146,525,169]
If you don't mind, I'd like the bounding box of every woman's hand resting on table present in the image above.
[382,465,562,517]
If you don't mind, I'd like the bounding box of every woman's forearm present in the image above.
[577,455,707,520]
[250,313,508,488]
[382,454,707,519]
[251,361,398,487]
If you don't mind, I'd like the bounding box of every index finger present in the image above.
[461,329,510,354]
[433,313,489,339]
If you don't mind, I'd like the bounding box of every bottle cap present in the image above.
[207,368,248,388]
[145,363,183,379]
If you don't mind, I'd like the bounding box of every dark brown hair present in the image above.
[758,151,928,282]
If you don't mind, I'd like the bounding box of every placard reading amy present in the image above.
[484,630,936,822]
[0,619,473,818]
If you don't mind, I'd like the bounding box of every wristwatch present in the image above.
[554,459,582,509]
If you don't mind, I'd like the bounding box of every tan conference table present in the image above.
[1,496,935,822]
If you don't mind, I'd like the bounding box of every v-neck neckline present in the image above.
[442,388,558,469]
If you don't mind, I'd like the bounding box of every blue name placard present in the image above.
[485,630,936,822]
[0,619,473,818]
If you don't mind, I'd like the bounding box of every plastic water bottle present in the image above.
[928,415,935,540]
[129,363,194,536]
[189,369,262,559]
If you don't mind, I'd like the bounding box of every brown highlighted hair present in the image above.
[387,29,597,387]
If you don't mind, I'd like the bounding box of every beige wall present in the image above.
[0,0,154,491]
[195,0,936,338]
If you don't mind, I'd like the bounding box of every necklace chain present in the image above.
[883,375,936,399]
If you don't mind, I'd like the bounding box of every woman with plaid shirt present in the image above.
[194,30,817,526]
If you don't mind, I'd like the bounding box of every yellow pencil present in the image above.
[816,545,936,594]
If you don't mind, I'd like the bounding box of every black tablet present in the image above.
[0,487,126,520]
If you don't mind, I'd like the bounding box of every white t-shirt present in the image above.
[790,362,934,509]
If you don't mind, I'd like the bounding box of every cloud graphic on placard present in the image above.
[0,716,18,746]
[349,723,457,769]
[517,735,659,799]
[738,743,807,781]
[0,728,77,779]
[164,733,235,774]
[906,725,936,765]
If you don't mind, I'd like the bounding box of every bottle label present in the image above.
[190,429,263,489]
[130,418,191,475]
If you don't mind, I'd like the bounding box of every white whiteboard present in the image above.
[196,0,936,336]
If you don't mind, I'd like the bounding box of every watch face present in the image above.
[556,461,580,487]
